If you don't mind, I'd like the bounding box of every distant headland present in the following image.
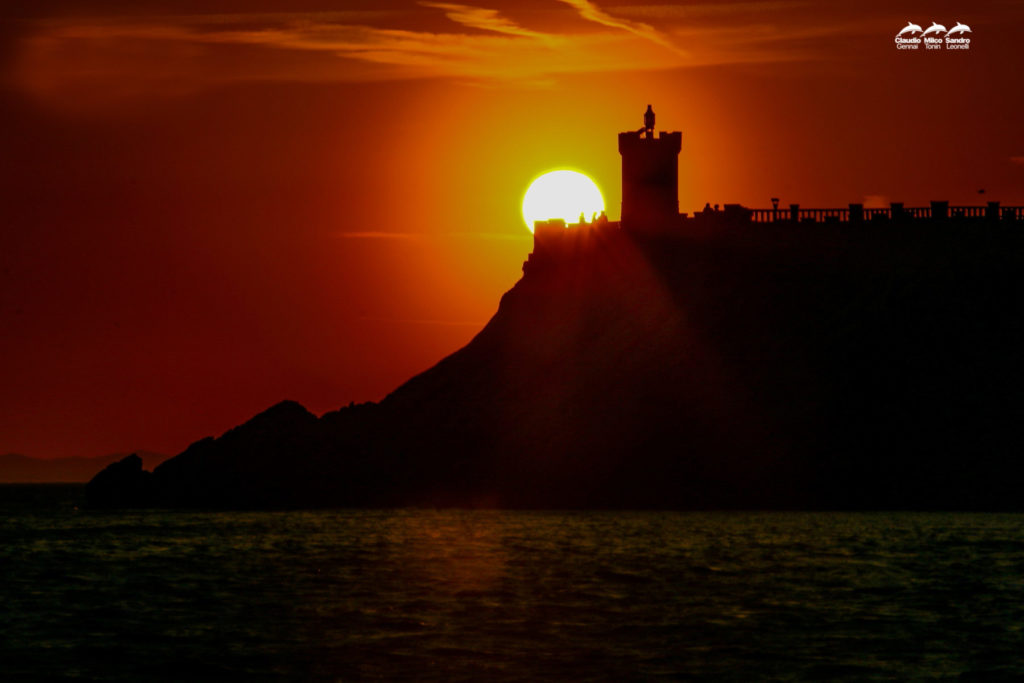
[88,108,1024,510]
[0,451,169,484]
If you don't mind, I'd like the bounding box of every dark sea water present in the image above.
[3,485,1024,681]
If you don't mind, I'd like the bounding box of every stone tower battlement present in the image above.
[618,106,681,231]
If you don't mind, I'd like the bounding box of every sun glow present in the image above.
[521,170,605,232]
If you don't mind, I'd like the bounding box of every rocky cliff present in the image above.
[88,219,1024,509]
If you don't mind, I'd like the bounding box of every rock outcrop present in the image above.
[85,454,153,508]
[87,220,1024,509]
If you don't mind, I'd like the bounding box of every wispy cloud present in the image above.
[1011,156,1024,165]
[556,0,682,53]
[358,315,485,327]
[9,1,861,108]
[336,231,425,240]
[419,2,547,38]
[609,2,812,21]
[12,11,679,104]
[446,232,530,240]
[336,230,529,241]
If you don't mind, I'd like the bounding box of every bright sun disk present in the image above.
[522,170,605,233]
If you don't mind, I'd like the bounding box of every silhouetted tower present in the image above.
[618,106,681,231]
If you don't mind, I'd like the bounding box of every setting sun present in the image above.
[522,170,605,232]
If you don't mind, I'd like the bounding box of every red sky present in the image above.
[2,0,1023,458]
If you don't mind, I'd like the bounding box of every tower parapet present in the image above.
[619,106,681,231]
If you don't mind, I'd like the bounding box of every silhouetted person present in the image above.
[644,105,655,138]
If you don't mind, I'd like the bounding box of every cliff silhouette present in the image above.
[87,218,1024,510]
[87,110,1024,510]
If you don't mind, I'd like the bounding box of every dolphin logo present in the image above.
[922,22,947,36]
[897,21,923,37]
[947,22,971,36]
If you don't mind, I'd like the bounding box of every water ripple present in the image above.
[2,490,1023,680]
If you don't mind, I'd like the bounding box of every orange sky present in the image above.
[2,0,1023,458]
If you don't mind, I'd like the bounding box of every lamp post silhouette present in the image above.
[771,197,780,221]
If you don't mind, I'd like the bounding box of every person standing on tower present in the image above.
[644,105,655,137]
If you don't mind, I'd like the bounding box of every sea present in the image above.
[2,485,1023,681]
